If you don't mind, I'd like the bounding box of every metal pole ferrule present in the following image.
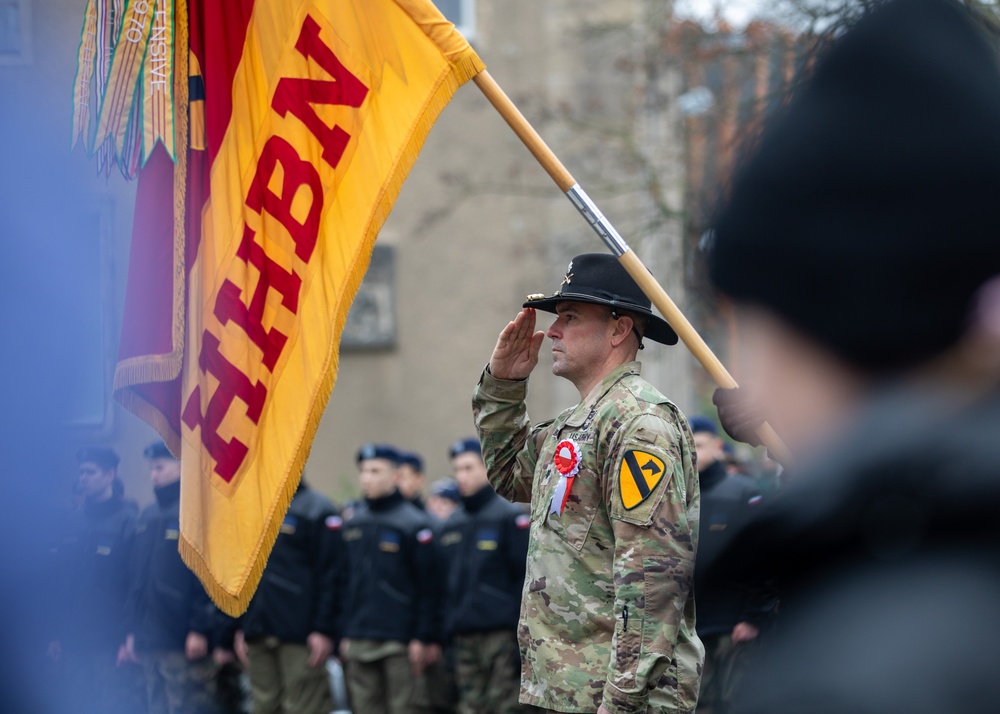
[565,184,630,257]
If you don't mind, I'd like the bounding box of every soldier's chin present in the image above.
[551,358,571,378]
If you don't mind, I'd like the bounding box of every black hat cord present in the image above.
[611,308,645,350]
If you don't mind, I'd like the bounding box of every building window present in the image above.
[437,0,476,43]
[0,0,30,65]
[342,245,397,350]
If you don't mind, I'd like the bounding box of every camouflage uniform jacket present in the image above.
[473,361,703,714]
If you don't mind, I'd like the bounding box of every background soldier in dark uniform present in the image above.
[47,447,140,714]
[120,441,229,714]
[440,437,529,714]
[428,479,462,522]
[398,450,428,511]
[398,449,452,713]
[702,0,1000,710]
[235,478,341,714]
[688,419,762,714]
[339,443,441,714]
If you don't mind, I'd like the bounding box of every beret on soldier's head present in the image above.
[448,437,482,460]
[76,446,120,471]
[431,478,461,502]
[398,451,424,473]
[143,441,176,461]
[356,443,401,464]
[709,0,1000,374]
[689,417,719,436]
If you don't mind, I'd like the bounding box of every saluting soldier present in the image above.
[440,437,530,714]
[339,443,442,714]
[474,254,703,714]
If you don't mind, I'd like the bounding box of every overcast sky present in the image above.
[675,0,766,27]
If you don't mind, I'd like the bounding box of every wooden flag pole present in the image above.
[473,70,793,465]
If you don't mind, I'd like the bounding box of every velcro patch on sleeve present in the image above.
[619,450,665,510]
[611,447,673,527]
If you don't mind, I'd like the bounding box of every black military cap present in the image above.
[143,440,176,461]
[431,479,461,502]
[356,443,401,464]
[398,451,424,472]
[523,254,679,346]
[448,437,482,459]
[710,0,1000,373]
[688,416,719,436]
[76,446,120,471]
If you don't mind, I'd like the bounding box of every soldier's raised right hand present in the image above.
[490,308,545,380]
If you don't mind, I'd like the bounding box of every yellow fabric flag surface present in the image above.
[178,0,483,614]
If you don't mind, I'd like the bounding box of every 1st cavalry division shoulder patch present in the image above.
[619,450,666,510]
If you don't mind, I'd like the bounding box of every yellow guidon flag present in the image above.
[178,0,483,614]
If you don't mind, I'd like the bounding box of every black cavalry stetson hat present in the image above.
[523,254,678,345]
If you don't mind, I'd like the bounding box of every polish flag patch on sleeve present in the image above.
[325,515,343,530]
[416,528,434,544]
[515,514,531,529]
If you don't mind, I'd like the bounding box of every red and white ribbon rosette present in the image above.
[549,439,582,516]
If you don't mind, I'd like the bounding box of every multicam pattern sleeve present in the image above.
[472,367,553,504]
[600,410,700,713]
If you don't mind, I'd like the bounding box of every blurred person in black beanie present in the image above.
[704,0,1000,711]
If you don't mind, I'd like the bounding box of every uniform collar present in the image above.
[462,484,496,513]
[153,480,181,508]
[564,361,641,428]
[366,488,404,512]
[700,460,728,492]
[84,493,122,520]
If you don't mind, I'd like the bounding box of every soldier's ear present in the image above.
[609,313,635,348]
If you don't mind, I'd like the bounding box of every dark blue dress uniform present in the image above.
[340,489,439,644]
[242,482,342,644]
[339,488,440,714]
[694,460,764,714]
[439,485,529,714]
[124,480,227,714]
[440,485,529,637]
[50,494,138,654]
[125,481,218,653]
[696,460,763,639]
[48,494,139,714]
[240,481,342,714]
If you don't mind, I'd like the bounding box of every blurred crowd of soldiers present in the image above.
[47,423,776,714]
[49,430,599,714]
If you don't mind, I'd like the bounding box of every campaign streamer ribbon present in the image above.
[94,0,124,175]
[141,0,175,164]
[93,0,157,161]
[71,0,99,152]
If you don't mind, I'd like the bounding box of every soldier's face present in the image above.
[359,458,399,499]
[398,465,424,500]
[452,452,489,497]
[149,457,180,488]
[77,461,114,500]
[547,302,616,382]
[693,432,724,472]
